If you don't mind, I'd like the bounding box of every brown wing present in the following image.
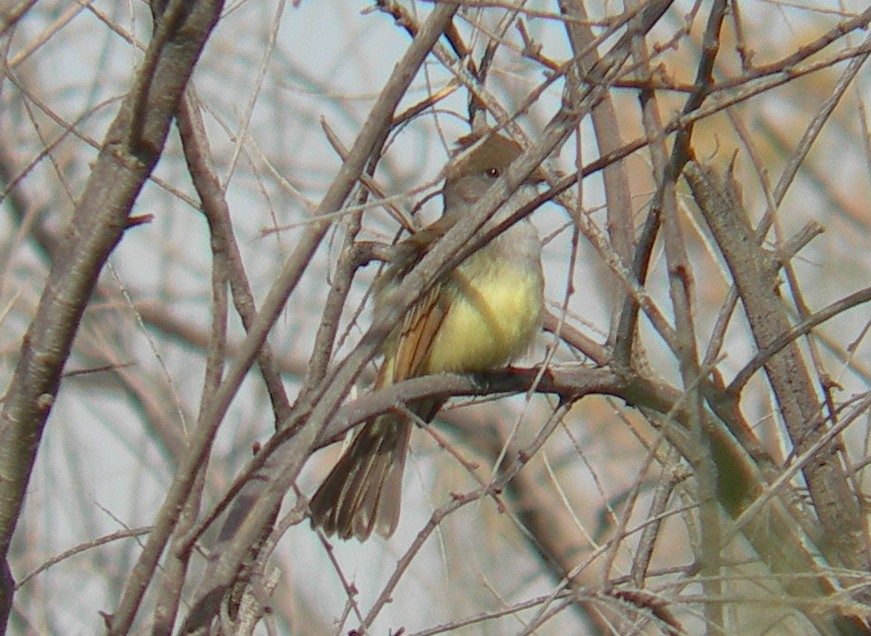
[388,284,446,384]
[383,211,464,384]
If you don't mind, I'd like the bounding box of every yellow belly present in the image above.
[424,255,543,374]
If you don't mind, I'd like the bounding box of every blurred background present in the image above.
[1,1,870,634]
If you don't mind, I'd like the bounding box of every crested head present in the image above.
[442,133,544,212]
[445,133,524,181]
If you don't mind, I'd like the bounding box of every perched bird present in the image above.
[309,133,546,540]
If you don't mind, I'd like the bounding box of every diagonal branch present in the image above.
[0,0,224,630]
[686,160,871,616]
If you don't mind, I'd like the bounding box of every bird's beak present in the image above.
[525,165,550,187]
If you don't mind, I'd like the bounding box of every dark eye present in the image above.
[486,167,501,178]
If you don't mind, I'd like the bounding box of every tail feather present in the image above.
[310,416,411,541]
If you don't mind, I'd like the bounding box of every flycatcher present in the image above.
[309,133,546,540]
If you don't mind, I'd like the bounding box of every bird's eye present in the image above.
[486,167,501,178]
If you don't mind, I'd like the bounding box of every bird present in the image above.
[309,132,546,541]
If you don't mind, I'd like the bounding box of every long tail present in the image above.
[309,415,412,541]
